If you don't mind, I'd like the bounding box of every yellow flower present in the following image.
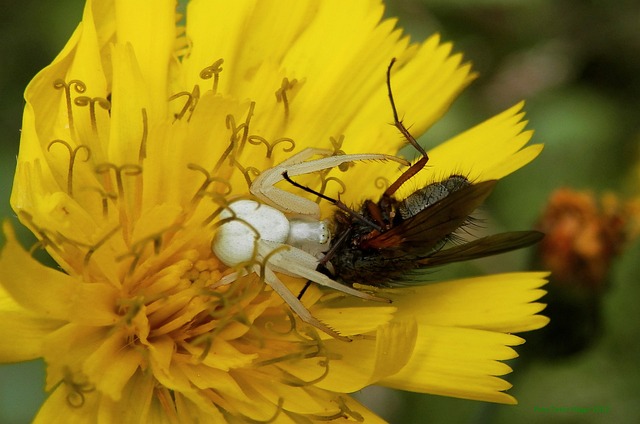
[1,0,548,422]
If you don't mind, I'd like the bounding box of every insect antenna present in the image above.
[297,225,354,299]
[281,171,382,231]
[297,282,312,300]
[281,171,374,300]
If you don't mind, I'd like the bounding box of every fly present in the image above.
[284,58,543,290]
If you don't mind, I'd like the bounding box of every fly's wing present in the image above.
[417,231,544,267]
[363,180,498,252]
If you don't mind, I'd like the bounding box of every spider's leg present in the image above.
[251,152,407,216]
[261,242,390,303]
[269,147,334,168]
[263,267,351,341]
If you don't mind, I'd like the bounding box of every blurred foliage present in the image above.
[1,0,639,423]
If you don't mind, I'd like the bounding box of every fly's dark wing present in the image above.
[417,230,544,267]
[363,180,498,251]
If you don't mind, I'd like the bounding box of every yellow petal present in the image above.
[108,42,150,165]
[383,35,477,138]
[174,392,227,423]
[0,222,119,324]
[390,272,549,333]
[318,33,476,207]
[313,305,397,336]
[311,320,417,392]
[0,286,62,361]
[96,371,159,423]
[82,329,143,401]
[42,324,108,392]
[178,363,246,400]
[145,334,175,381]
[381,326,523,404]
[174,391,227,423]
[33,382,100,424]
[185,337,258,371]
[114,0,175,120]
[239,378,331,416]
[396,102,541,200]
[11,112,58,213]
[142,94,254,209]
[35,370,171,423]
[68,0,109,100]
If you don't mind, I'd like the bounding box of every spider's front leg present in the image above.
[250,147,408,216]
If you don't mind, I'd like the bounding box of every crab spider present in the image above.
[212,148,408,340]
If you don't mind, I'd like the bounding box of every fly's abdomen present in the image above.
[398,175,470,219]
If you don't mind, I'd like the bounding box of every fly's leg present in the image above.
[382,58,430,199]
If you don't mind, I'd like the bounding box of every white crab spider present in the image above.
[212,148,408,340]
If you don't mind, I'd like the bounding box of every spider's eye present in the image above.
[287,219,331,255]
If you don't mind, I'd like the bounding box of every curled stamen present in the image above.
[73,95,111,134]
[232,160,261,189]
[279,359,331,387]
[94,163,143,239]
[258,244,290,279]
[47,140,91,197]
[218,397,284,424]
[204,285,252,321]
[31,229,61,256]
[187,163,233,207]
[118,225,180,277]
[245,398,284,424]
[191,274,261,359]
[139,108,148,162]
[375,176,390,190]
[209,208,263,268]
[215,102,256,171]
[117,296,145,326]
[229,102,256,150]
[316,175,347,201]
[94,163,143,201]
[62,368,95,409]
[329,135,345,153]
[329,135,351,172]
[82,186,117,219]
[205,324,250,357]
[83,226,120,278]
[275,77,298,121]
[247,135,295,159]
[202,205,228,227]
[201,186,250,218]
[263,308,297,337]
[335,397,364,422]
[294,410,347,422]
[201,193,255,226]
[169,85,200,122]
[53,79,87,134]
[18,212,63,256]
[200,58,224,94]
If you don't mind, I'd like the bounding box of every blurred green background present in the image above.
[1,0,639,423]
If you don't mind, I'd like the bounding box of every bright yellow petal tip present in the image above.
[383,272,549,403]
